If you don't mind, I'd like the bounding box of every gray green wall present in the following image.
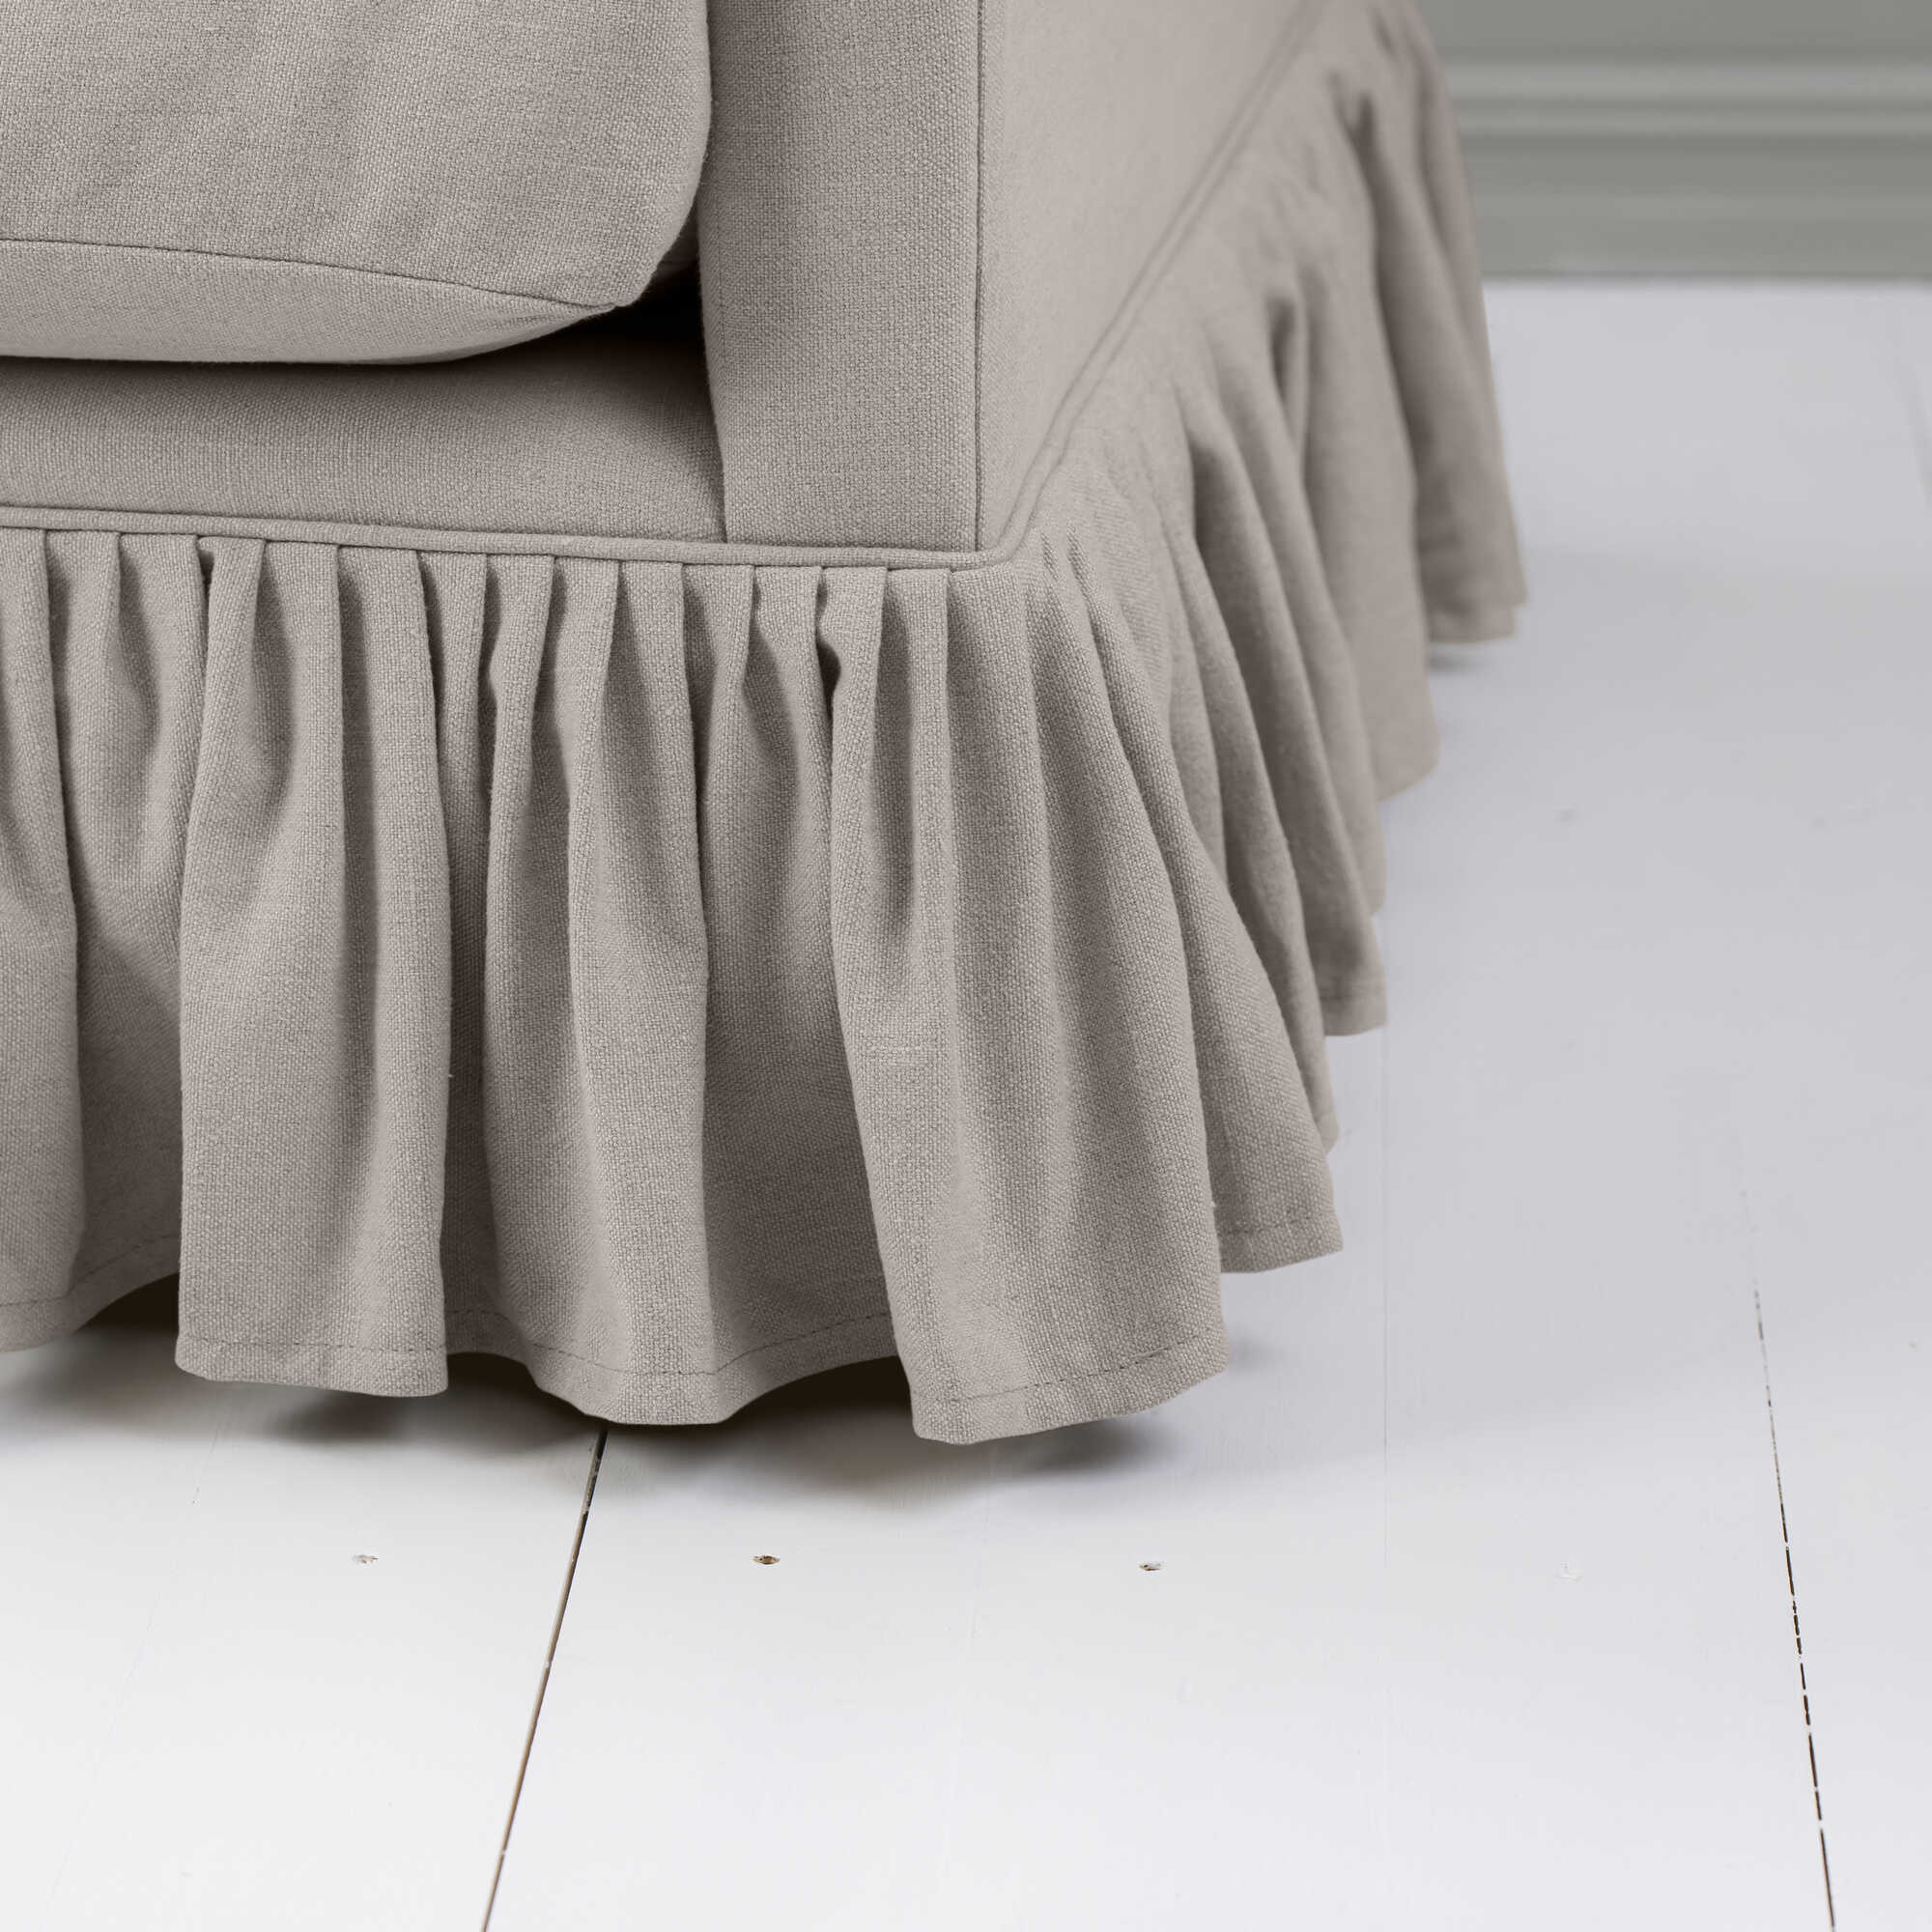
[1418,0,1932,272]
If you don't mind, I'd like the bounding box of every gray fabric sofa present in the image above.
[0,0,1522,1441]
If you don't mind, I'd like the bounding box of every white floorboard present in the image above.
[1372,282,1932,1932]
[1632,284,1932,1932]
[4,286,1928,1932]
[1467,284,1932,1932]
[0,1295,600,1932]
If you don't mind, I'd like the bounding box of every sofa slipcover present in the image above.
[0,0,1523,1441]
[0,0,709,363]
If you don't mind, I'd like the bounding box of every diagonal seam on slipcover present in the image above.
[975,0,1333,553]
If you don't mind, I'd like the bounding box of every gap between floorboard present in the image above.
[1747,1238,1836,1930]
[481,1429,609,1931]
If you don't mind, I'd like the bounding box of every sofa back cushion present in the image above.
[0,0,709,363]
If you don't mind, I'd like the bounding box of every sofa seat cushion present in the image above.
[0,0,709,364]
[0,327,724,541]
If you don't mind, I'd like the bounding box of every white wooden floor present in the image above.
[4,285,1929,1931]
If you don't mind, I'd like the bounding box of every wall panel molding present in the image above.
[1448,61,1932,274]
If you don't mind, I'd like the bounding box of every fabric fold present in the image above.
[0,0,1520,1440]
[0,531,87,1334]
[175,541,454,1391]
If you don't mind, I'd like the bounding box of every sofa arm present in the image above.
[699,0,1317,551]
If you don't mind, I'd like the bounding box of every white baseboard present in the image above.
[1447,61,1932,275]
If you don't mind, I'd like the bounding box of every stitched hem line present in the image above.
[906,1326,1233,1444]
[179,1301,895,1383]
[921,1328,1222,1411]
[2,1232,181,1309]
[174,1312,906,1433]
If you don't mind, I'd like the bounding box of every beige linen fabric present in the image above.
[699,0,983,548]
[0,0,709,362]
[0,0,1521,1441]
[701,0,1379,550]
[699,0,1310,548]
[974,0,1318,546]
[0,335,724,542]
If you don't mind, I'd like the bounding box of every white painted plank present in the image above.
[1712,282,1932,1932]
[1374,282,1932,1929]
[0,1290,600,1932]
[490,1036,1395,1932]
